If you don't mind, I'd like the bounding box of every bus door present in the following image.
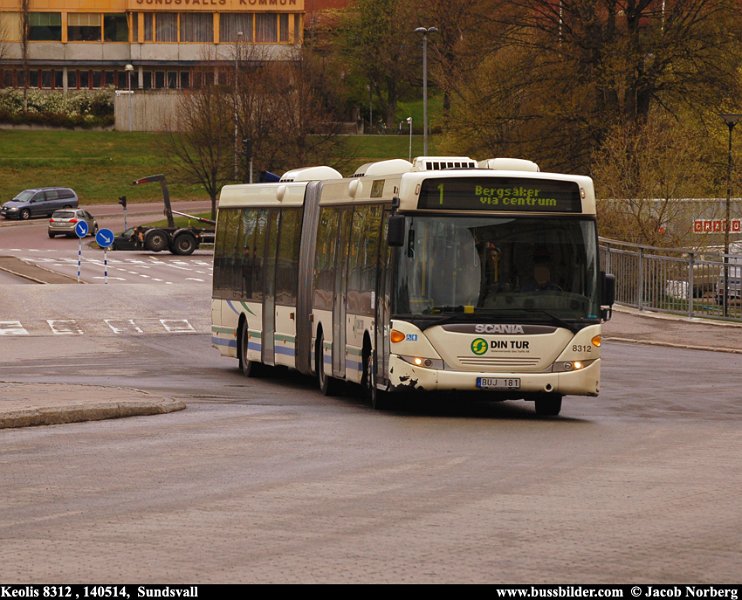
[261,211,279,366]
[332,209,353,378]
[295,182,323,376]
[374,211,392,386]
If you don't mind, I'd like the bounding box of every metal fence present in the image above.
[600,238,742,321]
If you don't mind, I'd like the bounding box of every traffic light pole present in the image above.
[119,196,128,231]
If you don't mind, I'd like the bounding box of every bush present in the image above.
[0,89,114,128]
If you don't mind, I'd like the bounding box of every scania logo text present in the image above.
[474,324,525,334]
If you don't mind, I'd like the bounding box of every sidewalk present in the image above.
[603,305,742,354]
[1,306,740,430]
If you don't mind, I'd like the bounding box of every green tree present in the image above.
[336,0,420,129]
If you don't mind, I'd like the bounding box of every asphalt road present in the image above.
[1,209,741,583]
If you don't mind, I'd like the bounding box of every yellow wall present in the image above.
[0,0,305,11]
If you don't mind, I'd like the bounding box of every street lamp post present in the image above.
[124,63,134,132]
[234,31,243,180]
[415,26,437,156]
[406,117,413,162]
[721,113,741,317]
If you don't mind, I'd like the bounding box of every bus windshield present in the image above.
[392,215,600,325]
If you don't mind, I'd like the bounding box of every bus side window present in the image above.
[347,204,382,314]
[313,207,340,310]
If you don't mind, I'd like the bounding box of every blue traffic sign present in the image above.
[74,220,89,238]
[96,228,115,248]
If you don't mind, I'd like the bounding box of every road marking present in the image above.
[0,321,29,335]
[160,319,195,333]
[47,319,83,335]
[105,319,144,334]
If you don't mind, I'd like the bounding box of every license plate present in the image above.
[476,377,520,390]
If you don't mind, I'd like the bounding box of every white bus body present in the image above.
[211,157,614,416]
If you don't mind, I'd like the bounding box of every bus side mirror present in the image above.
[601,272,615,320]
[387,215,405,247]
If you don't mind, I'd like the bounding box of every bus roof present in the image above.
[217,157,596,215]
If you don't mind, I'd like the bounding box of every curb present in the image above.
[0,382,186,430]
[604,335,742,354]
[0,398,186,429]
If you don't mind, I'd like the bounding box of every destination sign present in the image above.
[418,177,582,213]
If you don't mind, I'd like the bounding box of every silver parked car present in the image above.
[48,209,98,238]
[1,187,79,220]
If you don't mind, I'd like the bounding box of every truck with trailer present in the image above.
[111,174,215,256]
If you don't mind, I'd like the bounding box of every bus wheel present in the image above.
[362,347,392,410]
[534,394,562,417]
[239,323,262,377]
[316,333,339,396]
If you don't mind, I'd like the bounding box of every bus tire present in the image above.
[534,394,562,417]
[238,322,262,377]
[361,341,396,410]
[171,232,197,256]
[316,332,340,396]
[362,344,393,410]
[144,229,169,252]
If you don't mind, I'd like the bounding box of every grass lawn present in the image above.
[0,129,204,205]
[0,125,441,206]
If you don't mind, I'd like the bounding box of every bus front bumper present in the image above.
[387,355,600,397]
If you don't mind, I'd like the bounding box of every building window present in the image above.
[180,71,190,88]
[132,13,139,42]
[220,13,253,42]
[28,12,62,41]
[144,13,154,41]
[180,13,213,42]
[104,14,128,42]
[279,14,289,42]
[255,14,277,43]
[41,70,53,88]
[294,14,301,43]
[156,13,177,42]
[68,13,101,41]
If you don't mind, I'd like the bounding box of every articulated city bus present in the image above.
[211,156,615,416]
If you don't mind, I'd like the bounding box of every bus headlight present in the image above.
[398,355,445,370]
[551,359,596,372]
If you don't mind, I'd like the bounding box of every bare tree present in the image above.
[235,50,348,176]
[168,82,234,220]
[167,45,349,216]
[592,109,717,246]
[440,0,742,173]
